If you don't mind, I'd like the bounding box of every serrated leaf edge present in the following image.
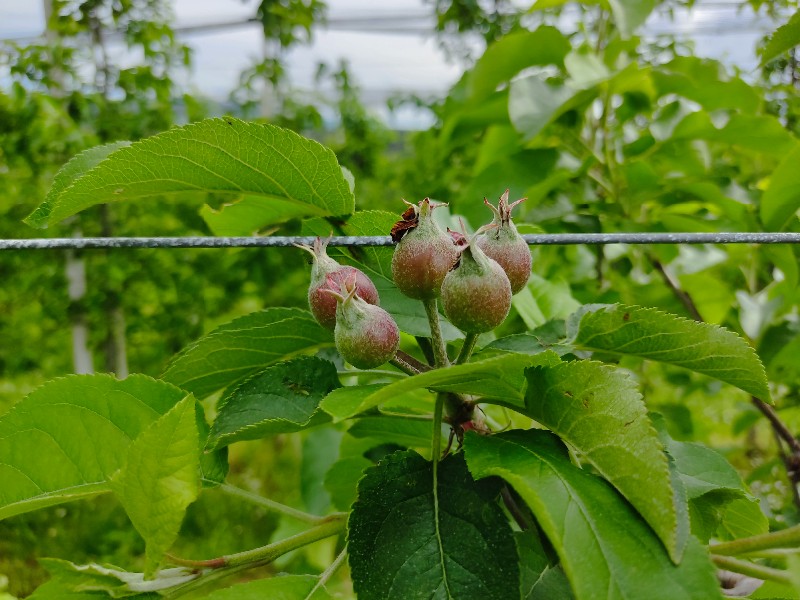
[32,118,355,227]
[569,303,771,402]
[525,359,683,562]
[206,356,339,450]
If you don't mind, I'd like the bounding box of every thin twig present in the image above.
[646,255,800,509]
[752,397,800,454]
[648,255,703,321]
[769,420,800,508]
[501,486,532,531]
[392,350,431,374]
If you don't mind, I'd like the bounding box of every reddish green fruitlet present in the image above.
[442,229,512,333]
[391,198,459,300]
[297,237,379,330]
[325,274,400,369]
[476,190,532,294]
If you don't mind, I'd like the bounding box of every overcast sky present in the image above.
[0,1,782,128]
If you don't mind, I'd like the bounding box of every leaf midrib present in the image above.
[497,438,696,600]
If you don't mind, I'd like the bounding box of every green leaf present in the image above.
[348,451,519,600]
[31,558,191,598]
[761,9,800,65]
[325,455,372,511]
[569,304,770,401]
[25,141,132,227]
[516,531,574,600]
[26,118,354,227]
[202,574,332,599]
[320,384,388,422]
[302,211,463,341]
[668,440,747,501]
[717,497,769,541]
[464,430,724,600]
[523,361,685,562]
[467,26,570,101]
[301,427,342,515]
[0,374,206,521]
[204,160,353,235]
[207,357,339,450]
[111,395,200,576]
[484,320,570,357]
[512,274,580,329]
[651,57,759,113]
[508,63,648,142]
[320,352,561,421]
[441,92,510,150]
[30,558,195,600]
[162,308,333,399]
[671,112,795,157]
[303,210,396,278]
[608,0,657,38]
[201,195,316,236]
[653,416,765,542]
[760,142,800,231]
[348,416,432,449]
[456,149,559,225]
[509,77,576,141]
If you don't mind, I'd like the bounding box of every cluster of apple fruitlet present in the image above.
[300,190,529,372]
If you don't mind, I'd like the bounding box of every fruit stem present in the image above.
[711,554,791,586]
[220,483,327,525]
[711,523,800,556]
[391,350,431,375]
[423,298,450,367]
[455,333,479,364]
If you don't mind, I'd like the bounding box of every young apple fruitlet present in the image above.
[476,190,532,294]
[442,230,512,333]
[391,198,459,299]
[297,237,379,330]
[325,274,400,370]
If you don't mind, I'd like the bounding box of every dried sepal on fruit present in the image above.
[296,236,379,330]
[442,226,512,334]
[391,198,459,300]
[476,189,532,294]
[324,273,400,370]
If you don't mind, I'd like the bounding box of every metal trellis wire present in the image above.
[4,232,800,250]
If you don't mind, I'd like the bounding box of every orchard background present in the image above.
[3,0,800,598]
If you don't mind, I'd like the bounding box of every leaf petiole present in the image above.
[306,547,348,598]
[711,554,792,586]
[165,515,346,598]
[220,483,328,525]
[711,523,800,557]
